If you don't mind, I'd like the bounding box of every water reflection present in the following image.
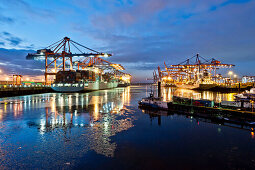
[159,87,237,102]
[141,108,255,139]
[0,86,134,161]
[1,85,254,169]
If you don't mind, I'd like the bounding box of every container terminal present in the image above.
[140,53,255,122]
[0,37,131,96]
[139,82,255,124]
[155,53,253,92]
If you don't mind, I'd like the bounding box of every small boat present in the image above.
[138,93,168,110]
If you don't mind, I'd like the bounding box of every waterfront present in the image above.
[0,86,255,169]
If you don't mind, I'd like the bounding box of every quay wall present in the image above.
[0,85,53,98]
[195,83,253,92]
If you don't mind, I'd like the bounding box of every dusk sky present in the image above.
[0,0,254,82]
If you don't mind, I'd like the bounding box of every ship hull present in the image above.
[175,84,199,89]
[117,83,130,87]
[51,81,119,92]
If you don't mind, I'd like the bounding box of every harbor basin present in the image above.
[0,85,255,169]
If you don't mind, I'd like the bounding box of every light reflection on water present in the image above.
[0,86,135,168]
[147,86,237,102]
[0,85,254,169]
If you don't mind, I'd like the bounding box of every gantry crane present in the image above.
[159,53,234,84]
[77,56,124,71]
[26,37,112,84]
[75,54,131,82]
[146,70,158,84]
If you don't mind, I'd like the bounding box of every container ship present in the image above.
[51,69,130,92]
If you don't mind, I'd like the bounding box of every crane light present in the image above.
[94,68,99,73]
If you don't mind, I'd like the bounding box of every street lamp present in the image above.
[234,74,237,83]
[6,77,9,85]
[228,71,233,80]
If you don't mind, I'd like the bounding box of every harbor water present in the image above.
[0,85,255,169]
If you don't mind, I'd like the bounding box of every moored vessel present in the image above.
[51,68,130,92]
[234,88,255,101]
[139,93,168,109]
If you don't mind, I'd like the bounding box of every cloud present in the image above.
[0,0,254,82]
[70,0,255,81]
[0,14,14,24]
[0,31,35,49]
[2,32,10,36]
[89,0,168,30]
[0,0,55,22]
[0,32,23,47]
[0,48,44,77]
[6,37,22,46]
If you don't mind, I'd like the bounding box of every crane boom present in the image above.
[26,37,112,84]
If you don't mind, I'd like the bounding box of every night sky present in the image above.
[0,0,254,82]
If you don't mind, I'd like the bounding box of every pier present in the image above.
[0,84,52,97]
[140,100,255,128]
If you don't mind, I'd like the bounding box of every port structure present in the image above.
[158,54,234,85]
[12,75,22,85]
[77,56,124,71]
[26,37,112,84]
[76,55,131,81]
[147,70,159,83]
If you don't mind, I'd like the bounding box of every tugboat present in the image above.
[138,93,168,109]
[139,82,168,110]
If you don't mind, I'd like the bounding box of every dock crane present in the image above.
[160,53,234,84]
[146,70,159,84]
[75,54,131,83]
[26,37,111,84]
[158,54,235,84]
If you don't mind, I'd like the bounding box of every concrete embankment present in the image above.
[194,83,253,92]
[0,86,54,98]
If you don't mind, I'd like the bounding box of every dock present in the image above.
[139,88,255,129]
[0,85,53,98]
[140,101,255,128]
